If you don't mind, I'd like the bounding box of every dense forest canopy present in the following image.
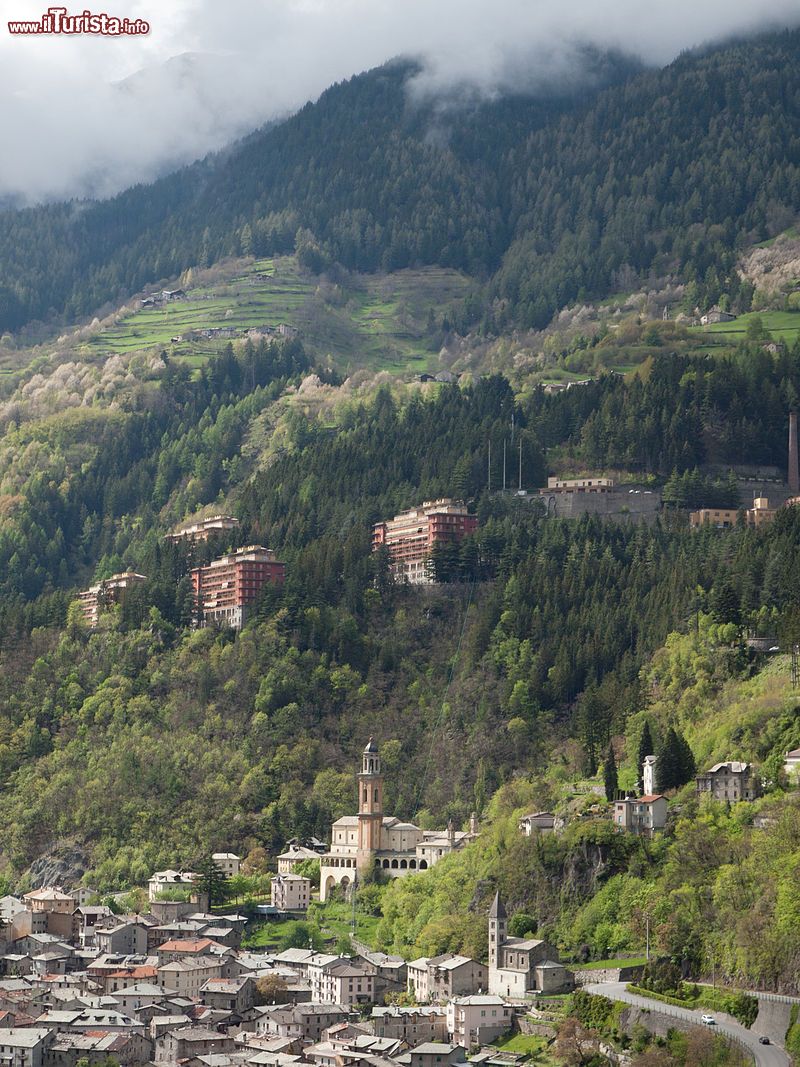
[1,29,800,332]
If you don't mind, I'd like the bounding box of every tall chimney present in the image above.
[790,411,799,495]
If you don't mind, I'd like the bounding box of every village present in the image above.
[2,737,799,1067]
[0,740,580,1067]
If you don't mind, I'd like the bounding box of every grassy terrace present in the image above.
[493,1032,559,1064]
[698,309,800,343]
[83,256,471,375]
[242,899,381,952]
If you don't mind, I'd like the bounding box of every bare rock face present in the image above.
[26,842,89,890]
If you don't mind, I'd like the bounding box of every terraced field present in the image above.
[85,256,471,375]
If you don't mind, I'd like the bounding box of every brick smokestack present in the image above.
[790,411,799,495]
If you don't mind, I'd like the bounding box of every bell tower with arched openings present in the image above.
[357,737,384,869]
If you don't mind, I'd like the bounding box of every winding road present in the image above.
[582,981,791,1067]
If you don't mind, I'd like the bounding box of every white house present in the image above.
[271,875,311,913]
[148,870,199,903]
[212,853,240,878]
[0,1030,53,1067]
[446,995,512,1047]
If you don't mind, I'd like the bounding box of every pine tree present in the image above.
[604,741,618,801]
[637,720,654,793]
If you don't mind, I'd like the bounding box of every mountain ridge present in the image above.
[2,28,799,336]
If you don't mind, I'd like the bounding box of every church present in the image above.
[319,739,478,901]
[487,892,573,996]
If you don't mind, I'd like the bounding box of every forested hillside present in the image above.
[3,23,800,1005]
[2,29,800,333]
[2,319,800,893]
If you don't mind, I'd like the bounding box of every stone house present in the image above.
[353,950,407,1000]
[695,762,759,802]
[408,1043,468,1067]
[407,955,488,1003]
[45,1031,152,1067]
[108,983,164,1014]
[156,938,228,964]
[158,958,223,998]
[148,871,199,904]
[257,1004,349,1043]
[370,1006,448,1044]
[277,848,320,875]
[199,977,255,1015]
[155,1027,234,1064]
[517,813,555,836]
[212,854,240,879]
[96,923,150,957]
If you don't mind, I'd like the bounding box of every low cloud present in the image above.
[1,0,799,205]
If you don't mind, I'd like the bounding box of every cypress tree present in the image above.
[656,727,696,792]
[604,741,619,802]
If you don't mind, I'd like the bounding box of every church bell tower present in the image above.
[357,738,384,871]
[488,891,507,970]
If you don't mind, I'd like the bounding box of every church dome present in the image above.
[363,737,379,754]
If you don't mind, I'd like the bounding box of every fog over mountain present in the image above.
[2,0,799,205]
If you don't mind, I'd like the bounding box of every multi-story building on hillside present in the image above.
[77,572,147,628]
[165,514,239,544]
[191,546,285,629]
[372,499,477,584]
[612,795,668,836]
[696,761,759,802]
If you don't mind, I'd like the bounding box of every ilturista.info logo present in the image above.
[8,5,149,34]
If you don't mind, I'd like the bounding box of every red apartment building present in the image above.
[191,545,286,629]
[372,499,477,584]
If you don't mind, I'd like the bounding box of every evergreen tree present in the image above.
[637,721,654,793]
[193,854,228,907]
[676,731,697,784]
[603,741,618,802]
[655,728,695,792]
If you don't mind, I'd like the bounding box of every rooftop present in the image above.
[0,1029,54,1047]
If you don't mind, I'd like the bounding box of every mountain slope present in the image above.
[1,30,799,335]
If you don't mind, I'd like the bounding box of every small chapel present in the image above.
[487,892,574,996]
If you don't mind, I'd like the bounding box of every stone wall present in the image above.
[541,488,661,523]
[574,965,645,986]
